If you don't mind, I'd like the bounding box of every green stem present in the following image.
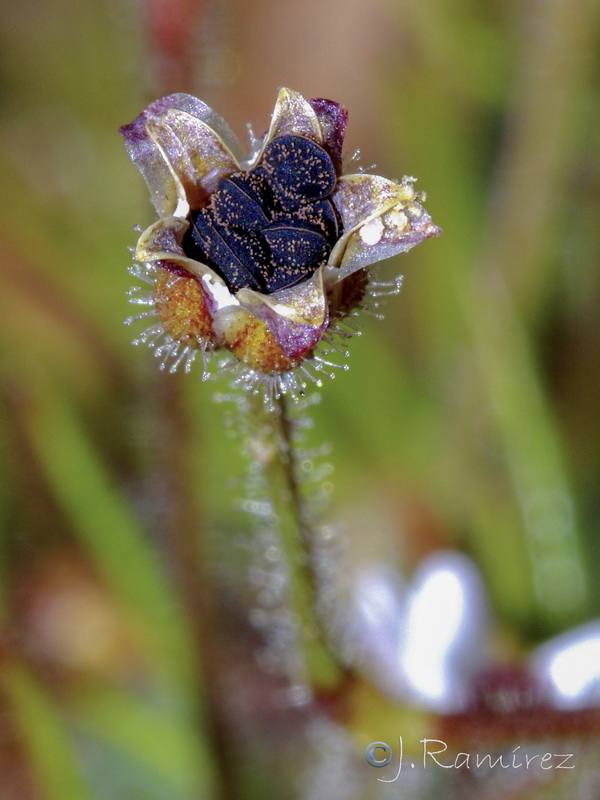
[246,391,342,692]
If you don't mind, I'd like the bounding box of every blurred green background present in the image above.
[1,0,599,797]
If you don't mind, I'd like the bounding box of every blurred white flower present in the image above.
[530,620,600,710]
[350,550,489,712]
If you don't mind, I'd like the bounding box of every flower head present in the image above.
[121,88,440,395]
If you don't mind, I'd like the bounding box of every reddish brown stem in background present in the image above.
[145,0,205,94]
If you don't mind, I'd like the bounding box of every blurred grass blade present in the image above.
[74,685,217,799]
[465,279,590,627]
[19,377,196,691]
[1,659,93,800]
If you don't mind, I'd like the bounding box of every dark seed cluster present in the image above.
[182,135,342,294]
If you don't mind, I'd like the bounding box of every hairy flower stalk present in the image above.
[121,88,440,697]
[242,391,342,700]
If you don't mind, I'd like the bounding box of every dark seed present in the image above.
[182,134,342,294]
[182,213,262,291]
[262,135,337,203]
[212,178,270,231]
[262,227,330,293]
